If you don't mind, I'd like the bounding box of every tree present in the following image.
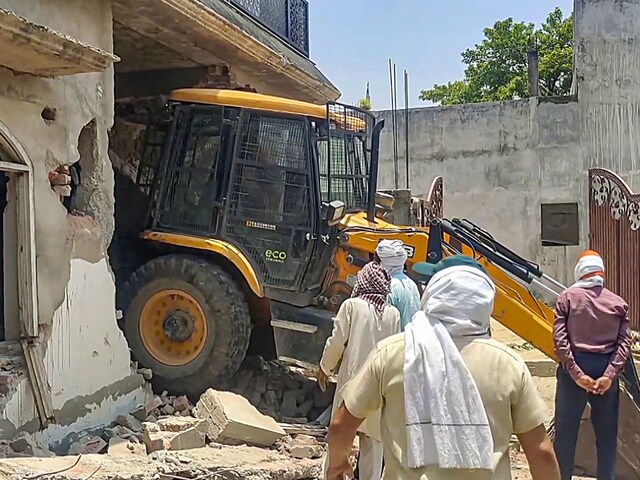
[420,7,573,105]
[358,97,372,111]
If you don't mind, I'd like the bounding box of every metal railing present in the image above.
[226,0,309,56]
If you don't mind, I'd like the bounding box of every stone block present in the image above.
[143,430,173,454]
[169,428,205,451]
[157,416,207,434]
[145,396,163,414]
[173,395,190,412]
[195,389,286,447]
[280,390,298,418]
[290,444,324,459]
[116,414,144,432]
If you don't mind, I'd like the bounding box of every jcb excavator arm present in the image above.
[338,216,640,405]
[340,218,557,358]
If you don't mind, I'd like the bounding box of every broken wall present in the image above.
[0,0,147,449]
[376,98,583,284]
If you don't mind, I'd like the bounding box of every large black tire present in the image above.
[121,254,251,397]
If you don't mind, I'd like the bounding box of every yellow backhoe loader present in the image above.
[113,89,640,477]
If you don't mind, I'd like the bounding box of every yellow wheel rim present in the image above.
[139,289,208,366]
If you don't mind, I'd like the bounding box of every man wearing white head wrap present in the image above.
[553,250,632,480]
[375,239,420,330]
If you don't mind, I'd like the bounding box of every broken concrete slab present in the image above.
[157,416,207,434]
[168,428,205,451]
[195,389,286,447]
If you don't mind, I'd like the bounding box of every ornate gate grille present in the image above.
[589,168,640,330]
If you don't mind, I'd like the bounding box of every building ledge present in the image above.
[113,0,339,104]
[0,8,119,77]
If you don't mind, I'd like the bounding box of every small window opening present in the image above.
[541,202,579,247]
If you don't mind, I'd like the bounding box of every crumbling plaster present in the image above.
[0,0,147,447]
[377,0,640,285]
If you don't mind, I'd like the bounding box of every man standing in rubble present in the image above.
[376,239,421,331]
[317,261,400,480]
[326,256,560,480]
[553,250,632,480]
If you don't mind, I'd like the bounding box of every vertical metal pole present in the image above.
[404,69,410,190]
[389,59,398,189]
[527,49,540,97]
[393,63,399,189]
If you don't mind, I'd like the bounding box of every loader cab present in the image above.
[139,89,379,306]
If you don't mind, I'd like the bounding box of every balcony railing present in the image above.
[226,0,309,57]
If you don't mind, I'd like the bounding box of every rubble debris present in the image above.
[173,395,190,413]
[137,368,153,381]
[68,436,107,455]
[107,437,146,456]
[132,404,147,421]
[278,434,325,460]
[195,389,286,447]
[103,425,138,442]
[280,423,327,440]
[142,419,206,454]
[144,396,163,415]
[227,356,335,424]
[9,432,54,458]
[115,413,144,432]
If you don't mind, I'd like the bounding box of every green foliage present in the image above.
[420,7,573,105]
[358,97,372,111]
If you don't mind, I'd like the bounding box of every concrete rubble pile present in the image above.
[0,360,335,479]
[226,355,335,424]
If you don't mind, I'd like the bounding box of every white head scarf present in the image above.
[572,250,605,288]
[376,239,408,277]
[421,265,495,339]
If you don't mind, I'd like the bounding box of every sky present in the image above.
[308,0,574,109]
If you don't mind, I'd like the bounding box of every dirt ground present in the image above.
[492,321,597,480]
[0,445,323,480]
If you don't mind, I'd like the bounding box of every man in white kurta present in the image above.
[319,262,401,480]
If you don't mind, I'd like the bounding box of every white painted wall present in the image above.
[0,0,148,447]
[4,258,147,447]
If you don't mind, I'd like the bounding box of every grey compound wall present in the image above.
[376,98,584,285]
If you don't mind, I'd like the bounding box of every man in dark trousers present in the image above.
[553,250,633,480]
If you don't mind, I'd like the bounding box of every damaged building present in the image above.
[0,0,337,451]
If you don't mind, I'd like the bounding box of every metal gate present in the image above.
[589,168,640,330]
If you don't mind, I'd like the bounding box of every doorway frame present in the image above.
[0,120,38,339]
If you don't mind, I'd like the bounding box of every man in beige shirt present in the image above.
[326,256,560,480]
[318,261,400,480]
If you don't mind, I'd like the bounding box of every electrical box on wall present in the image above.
[540,202,579,247]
